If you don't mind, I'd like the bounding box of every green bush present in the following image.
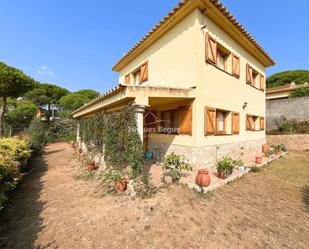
[46,119,76,143]
[163,152,192,182]
[267,70,309,88]
[27,117,48,154]
[0,137,31,209]
[271,119,309,134]
[290,86,309,98]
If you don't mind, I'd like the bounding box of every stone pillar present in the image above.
[76,120,81,144]
[133,105,146,143]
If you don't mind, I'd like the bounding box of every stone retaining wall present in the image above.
[267,134,309,151]
[149,139,265,166]
[266,96,309,131]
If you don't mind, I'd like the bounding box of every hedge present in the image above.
[0,137,32,209]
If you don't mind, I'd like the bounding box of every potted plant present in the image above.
[103,170,128,191]
[255,155,263,164]
[163,152,192,183]
[84,154,98,171]
[216,156,244,179]
[273,144,282,155]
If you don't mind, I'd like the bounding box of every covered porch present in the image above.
[72,84,196,152]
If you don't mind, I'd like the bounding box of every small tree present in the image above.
[0,62,36,136]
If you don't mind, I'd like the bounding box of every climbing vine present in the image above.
[79,106,143,177]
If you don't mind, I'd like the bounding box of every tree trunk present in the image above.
[47,103,51,124]
[0,96,7,137]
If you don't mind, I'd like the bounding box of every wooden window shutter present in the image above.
[246,64,253,84]
[232,54,240,77]
[205,33,217,64]
[260,74,265,91]
[246,114,252,130]
[260,117,265,130]
[179,106,192,135]
[140,62,148,83]
[232,112,240,134]
[125,74,130,84]
[205,107,216,135]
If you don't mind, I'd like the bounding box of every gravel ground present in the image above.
[0,143,308,249]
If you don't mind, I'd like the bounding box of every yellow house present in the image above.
[73,0,275,165]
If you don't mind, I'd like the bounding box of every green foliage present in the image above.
[271,144,287,153]
[0,137,31,209]
[290,86,309,98]
[0,61,36,136]
[58,90,99,116]
[6,101,37,129]
[80,106,143,177]
[272,144,283,153]
[24,83,69,120]
[26,118,48,154]
[267,70,309,88]
[216,156,244,172]
[46,119,76,143]
[251,166,261,173]
[163,152,192,182]
[0,62,36,98]
[58,93,90,112]
[74,89,100,100]
[271,118,309,134]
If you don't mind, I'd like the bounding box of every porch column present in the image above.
[134,105,146,143]
[76,120,81,144]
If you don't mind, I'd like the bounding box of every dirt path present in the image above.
[0,143,308,249]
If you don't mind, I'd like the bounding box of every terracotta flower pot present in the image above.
[85,162,98,171]
[255,156,262,164]
[217,169,228,179]
[115,178,127,191]
[195,169,211,187]
[262,144,270,154]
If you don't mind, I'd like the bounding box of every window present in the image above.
[216,109,228,134]
[205,32,238,77]
[125,74,130,84]
[246,63,265,91]
[123,61,148,85]
[159,106,192,135]
[132,69,141,85]
[246,114,264,131]
[205,107,235,136]
[252,70,259,88]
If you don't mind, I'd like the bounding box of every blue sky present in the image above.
[0,0,308,93]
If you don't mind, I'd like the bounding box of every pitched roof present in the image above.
[112,0,275,71]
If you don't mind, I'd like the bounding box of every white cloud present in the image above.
[36,64,54,75]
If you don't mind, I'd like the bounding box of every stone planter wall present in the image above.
[267,134,309,151]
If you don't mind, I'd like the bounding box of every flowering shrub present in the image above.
[0,137,32,209]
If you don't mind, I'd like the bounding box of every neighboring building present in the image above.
[266,82,309,131]
[266,82,309,100]
[73,0,275,165]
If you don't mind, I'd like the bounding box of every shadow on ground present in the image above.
[0,153,48,248]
